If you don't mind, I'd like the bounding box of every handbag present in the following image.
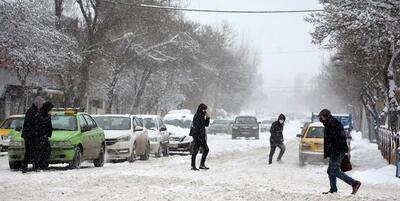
[341,154,352,172]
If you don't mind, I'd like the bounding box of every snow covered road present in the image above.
[0,121,398,201]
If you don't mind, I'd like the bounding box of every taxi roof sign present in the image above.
[53,108,85,113]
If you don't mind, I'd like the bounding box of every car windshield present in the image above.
[93,117,131,130]
[142,118,157,130]
[164,119,192,129]
[235,117,257,124]
[51,115,77,131]
[306,127,324,138]
[0,118,24,130]
[262,120,274,124]
[212,120,230,125]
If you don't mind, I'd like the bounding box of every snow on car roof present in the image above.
[8,115,25,118]
[309,122,324,127]
[134,114,161,119]
[164,113,194,121]
[91,114,131,118]
[167,109,191,114]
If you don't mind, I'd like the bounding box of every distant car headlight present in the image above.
[9,141,23,147]
[52,141,72,148]
[252,126,258,130]
[117,135,131,142]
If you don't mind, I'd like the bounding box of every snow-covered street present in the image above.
[0,121,398,201]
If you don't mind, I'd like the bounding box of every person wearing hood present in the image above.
[36,101,54,170]
[268,114,286,165]
[190,103,210,171]
[21,96,45,172]
[319,109,361,195]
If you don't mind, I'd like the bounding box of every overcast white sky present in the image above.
[184,0,332,91]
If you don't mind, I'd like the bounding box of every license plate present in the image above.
[170,144,178,148]
[241,132,249,135]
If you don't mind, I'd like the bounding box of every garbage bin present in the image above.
[397,148,400,178]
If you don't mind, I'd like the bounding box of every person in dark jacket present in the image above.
[319,109,361,195]
[268,114,286,164]
[37,101,54,170]
[190,103,210,171]
[21,96,44,172]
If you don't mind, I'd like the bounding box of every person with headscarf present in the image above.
[21,96,45,173]
[37,101,54,170]
[190,103,210,171]
[268,114,286,164]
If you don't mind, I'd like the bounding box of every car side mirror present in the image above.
[81,125,90,132]
[296,134,303,138]
[135,126,144,132]
[15,126,23,132]
[160,127,167,132]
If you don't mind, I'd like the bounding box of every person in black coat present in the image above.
[190,103,210,171]
[268,114,286,164]
[21,96,44,172]
[37,101,54,170]
[319,109,361,195]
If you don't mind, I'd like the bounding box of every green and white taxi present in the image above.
[8,109,105,170]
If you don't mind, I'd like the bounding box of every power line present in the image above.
[104,1,323,14]
[261,49,322,55]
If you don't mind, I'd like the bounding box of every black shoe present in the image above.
[199,165,210,170]
[268,161,272,165]
[322,191,337,194]
[191,167,199,171]
[351,181,361,195]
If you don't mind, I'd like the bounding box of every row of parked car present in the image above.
[0,109,199,170]
[0,108,288,170]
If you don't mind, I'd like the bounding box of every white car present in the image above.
[92,115,150,162]
[135,115,169,157]
[164,111,194,154]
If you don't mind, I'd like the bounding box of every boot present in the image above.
[199,164,210,170]
[191,166,199,171]
[322,191,337,194]
[351,181,361,195]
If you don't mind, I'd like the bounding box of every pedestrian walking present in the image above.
[319,109,361,195]
[268,114,286,164]
[21,96,44,173]
[190,103,210,171]
[37,101,54,170]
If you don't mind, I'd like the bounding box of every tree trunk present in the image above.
[131,68,152,114]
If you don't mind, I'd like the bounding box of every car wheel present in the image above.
[94,144,105,167]
[299,154,305,166]
[9,161,22,170]
[162,143,169,157]
[140,142,150,160]
[128,144,136,163]
[69,146,82,169]
[155,144,162,158]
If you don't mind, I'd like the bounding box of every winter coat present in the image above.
[22,104,39,139]
[37,102,54,139]
[190,104,210,145]
[323,115,349,158]
[270,114,286,145]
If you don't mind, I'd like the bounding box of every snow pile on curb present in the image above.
[350,131,400,186]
